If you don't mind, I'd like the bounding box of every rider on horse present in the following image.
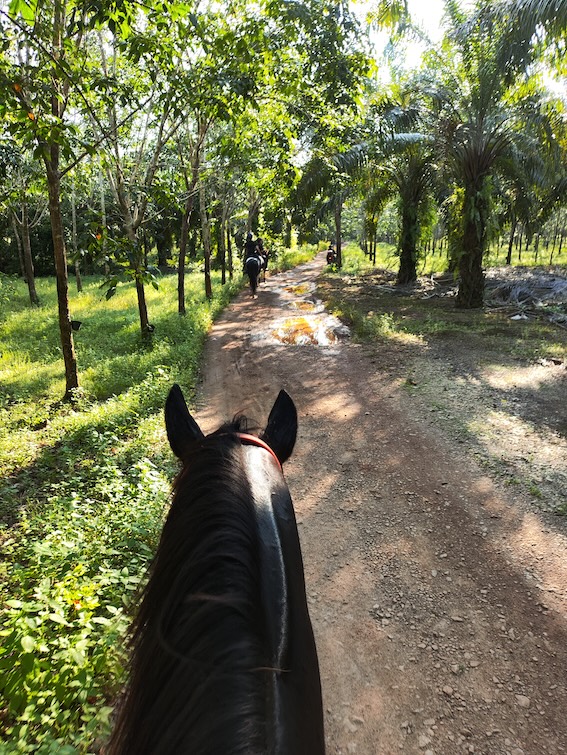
[243,232,265,297]
[255,237,269,271]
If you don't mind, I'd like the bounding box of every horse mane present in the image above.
[109,416,273,754]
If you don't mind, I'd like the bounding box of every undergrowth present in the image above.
[0,254,313,753]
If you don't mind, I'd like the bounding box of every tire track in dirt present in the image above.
[193,252,567,755]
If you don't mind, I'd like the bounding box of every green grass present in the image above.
[344,238,566,277]
[0,252,327,754]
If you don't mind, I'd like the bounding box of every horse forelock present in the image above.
[109,427,280,754]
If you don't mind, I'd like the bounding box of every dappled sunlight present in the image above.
[1,359,65,399]
[245,273,350,347]
[483,362,564,391]
[305,392,362,421]
[390,330,423,345]
[468,409,563,464]
[506,513,567,598]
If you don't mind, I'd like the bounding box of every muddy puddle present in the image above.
[249,269,350,347]
[271,316,339,345]
[283,283,314,296]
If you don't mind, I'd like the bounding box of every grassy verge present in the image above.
[0,250,315,754]
[328,245,566,361]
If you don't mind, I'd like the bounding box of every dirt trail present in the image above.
[194,252,567,755]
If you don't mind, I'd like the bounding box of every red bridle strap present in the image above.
[236,433,282,472]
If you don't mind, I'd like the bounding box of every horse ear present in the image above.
[262,390,297,465]
[165,384,204,459]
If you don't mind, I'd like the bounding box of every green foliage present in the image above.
[270,244,318,273]
[0,267,240,752]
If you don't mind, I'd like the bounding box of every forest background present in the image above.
[0,0,565,751]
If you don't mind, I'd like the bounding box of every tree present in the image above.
[0,142,46,304]
[0,0,151,394]
[427,0,567,307]
[365,83,436,283]
[0,0,87,396]
[294,147,365,267]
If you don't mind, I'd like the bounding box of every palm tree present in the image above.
[366,85,436,283]
[429,0,567,307]
[294,147,367,267]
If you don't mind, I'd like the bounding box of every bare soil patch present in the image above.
[194,252,567,755]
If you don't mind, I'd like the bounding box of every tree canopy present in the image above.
[0,0,565,390]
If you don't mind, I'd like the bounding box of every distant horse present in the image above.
[244,253,266,296]
[108,384,325,755]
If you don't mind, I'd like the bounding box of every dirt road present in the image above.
[194,252,567,755]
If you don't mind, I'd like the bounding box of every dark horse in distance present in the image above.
[244,252,266,297]
[109,384,325,754]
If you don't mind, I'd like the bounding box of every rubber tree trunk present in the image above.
[11,214,26,279]
[218,214,226,285]
[45,154,79,397]
[177,154,200,315]
[122,220,150,335]
[334,198,343,268]
[135,273,150,334]
[12,205,40,306]
[227,224,233,280]
[98,161,109,276]
[199,178,212,300]
[71,177,82,292]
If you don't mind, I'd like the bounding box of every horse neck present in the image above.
[110,440,280,754]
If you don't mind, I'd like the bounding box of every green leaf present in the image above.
[69,648,85,666]
[21,635,35,652]
[48,613,69,625]
[8,0,37,24]
[91,616,110,625]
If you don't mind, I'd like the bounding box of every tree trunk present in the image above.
[13,205,40,306]
[218,215,226,285]
[557,230,564,259]
[227,225,233,280]
[456,184,487,309]
[506,218,516,265]
[284,217,292,248]
[177,156,200,315]
[246,188,261,234]
[199,178,212,300]
[334,198,343,268]
[177,204,189,316]
[135,273,150,334]
[11,214,26,280]
[98,161,109,276]
[397,201,418,284]
[71,177,82,292]
[45,157,79,397]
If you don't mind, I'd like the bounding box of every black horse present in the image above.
[244,253,265,296]
[109,385,325,754]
